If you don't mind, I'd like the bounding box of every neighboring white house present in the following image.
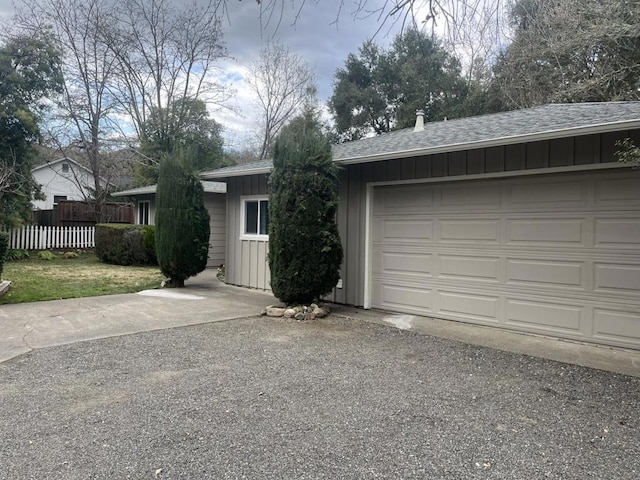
[31,157,107,210]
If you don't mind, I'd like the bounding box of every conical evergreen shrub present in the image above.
[155,148,210,287]
[268,119,343,304]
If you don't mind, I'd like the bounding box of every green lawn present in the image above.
[0,252,164,304]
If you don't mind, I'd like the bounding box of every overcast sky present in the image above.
[0,0,405,149]
[215,1,403,149]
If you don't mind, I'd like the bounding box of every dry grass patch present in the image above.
[0,252,164,304]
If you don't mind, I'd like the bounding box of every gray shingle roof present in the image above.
[200,102,640,179]
[112,180,226,197]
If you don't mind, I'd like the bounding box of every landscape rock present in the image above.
[283,309,296,318]
[312,306,328,318]
[266,307,287,317]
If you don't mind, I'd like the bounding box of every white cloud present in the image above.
[0,0,404,148]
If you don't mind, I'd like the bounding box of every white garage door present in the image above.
[371,170,640,349]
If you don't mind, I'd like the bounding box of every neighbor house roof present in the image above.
[32,157,116,187]
[201,102,640,179]
[112,180,226,197]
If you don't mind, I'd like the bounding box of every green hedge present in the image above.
[95,224,157,266]
[0,231,8,280]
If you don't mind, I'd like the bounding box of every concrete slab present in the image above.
[330,304,640,378]
[0,270,276,364]
[1,268,639,378]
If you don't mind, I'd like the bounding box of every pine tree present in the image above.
[155,148,210,287]
[268,114,343,304]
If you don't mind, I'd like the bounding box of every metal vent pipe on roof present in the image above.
[414,110,425,132]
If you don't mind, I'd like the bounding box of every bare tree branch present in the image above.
[246,41,317,160]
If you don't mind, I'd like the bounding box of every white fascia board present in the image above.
[336,120,640,166]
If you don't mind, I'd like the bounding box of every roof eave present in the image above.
[201,166,273,180]
[337,119,640,165]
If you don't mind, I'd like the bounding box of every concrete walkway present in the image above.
[0,270,276,364]
[1,269,639,377]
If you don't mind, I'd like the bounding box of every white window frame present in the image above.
[138,200,150,225]
[240,195,269,241]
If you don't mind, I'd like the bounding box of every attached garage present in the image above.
[369,170,640,349]
[202,102,640,350]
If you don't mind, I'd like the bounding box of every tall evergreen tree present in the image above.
[493,0,640,108]
[329,29,469,141]
[155,148,210,288]
[268,113,343,305]
[0,32,62,227]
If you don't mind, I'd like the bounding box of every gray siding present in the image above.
[224,129,640,301]
[225,175,269,289]
[204,193,226,267]
[328,130,640,307]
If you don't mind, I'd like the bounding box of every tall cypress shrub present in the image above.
[268,118,343,304]
[155,148,210,287]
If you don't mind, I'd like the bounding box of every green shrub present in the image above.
[0,231,8,280]
[268,115,343,305]
[141,226,157,264]
[155,148,210,287]
[37,250,57,260]
[95,224,157,266]
[6,249,30,261]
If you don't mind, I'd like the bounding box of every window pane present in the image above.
[259,200,269,235]
[138,202,149,225]
[245,201,258,234]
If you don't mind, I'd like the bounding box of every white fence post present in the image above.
[7,225,96,250]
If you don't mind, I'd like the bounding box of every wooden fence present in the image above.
[6,226,95,250]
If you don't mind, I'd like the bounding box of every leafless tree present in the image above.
[12,0,231,210]
[241,1,507,73]
[108,0,230,147]
[14,0,121,219]
[246,41,316,160]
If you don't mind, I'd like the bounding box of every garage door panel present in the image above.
[594,218,640,247]
[440,219,500,242]
[440,255,500,282]
[371,171,640,349]
[506,218,585,245]
[440,185,501,207]
[506,259,584,288]
[594,263,640,293]
[374,283,433,311]
[373,218,433,242]
[595,178,640,204]
[374,251,433,276]
[593,309,640,348]
[506,299,583,333]
[509,181,584,205]
[375,185,432,212]
[439,291,499,322]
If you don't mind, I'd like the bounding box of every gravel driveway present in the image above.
[1,316,638,479]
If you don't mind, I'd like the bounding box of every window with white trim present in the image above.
[241,196,269,239]
[138,200,150,225]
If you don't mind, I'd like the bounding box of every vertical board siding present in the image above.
[549,138,573,167]
[226,176,270,290]
[226,130,638,305]
[204,194,226,267]
[335,130,636,307]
